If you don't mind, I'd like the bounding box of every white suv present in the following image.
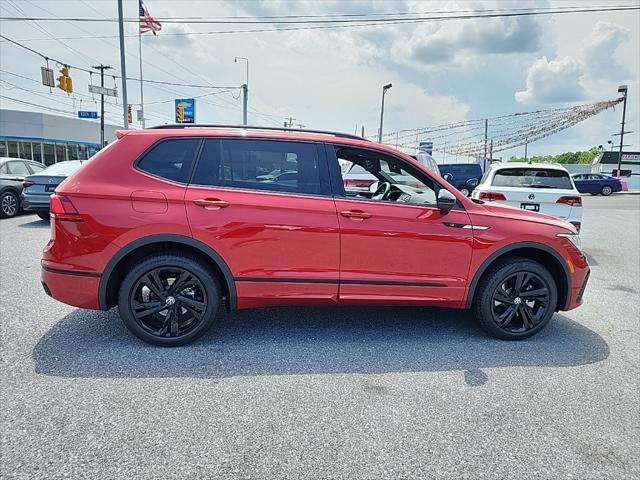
[471,162,582,231]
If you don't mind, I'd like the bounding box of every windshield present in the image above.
[492,168,572,189]
[39,161,83,176]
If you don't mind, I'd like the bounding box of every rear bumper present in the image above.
[21,195,50,212]
[41,265,101,309]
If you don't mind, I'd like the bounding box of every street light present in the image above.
[616,84,628,176]
[378,83,392,143]
[234,57,249,125]
[607,139,614,151]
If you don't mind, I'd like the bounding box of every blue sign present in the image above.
[418,140,433,155]
[78,111,98,119]
[175,99,195,124]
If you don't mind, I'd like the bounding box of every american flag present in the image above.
[139,1,162,35]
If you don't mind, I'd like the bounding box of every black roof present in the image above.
[599,151,640,165]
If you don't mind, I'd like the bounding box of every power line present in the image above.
[1,5,637,40]
[1,5,637,24]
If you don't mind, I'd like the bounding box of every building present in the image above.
[591,151,640,189]
[0,109,120,165]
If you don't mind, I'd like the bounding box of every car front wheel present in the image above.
[118,253,220,346]
[601,185,613,196]
[474,257,557,340]
[0,191,19,218]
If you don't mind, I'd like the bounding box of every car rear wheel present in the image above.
[601,185,613,196]
[0,191,19,218]
[118,253,220,346]
[474,257,557,340]
[459,187,470,197]
[36,211,50,221]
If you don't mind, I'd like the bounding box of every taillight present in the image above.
[50,194,83,222]
[23,180,34,188]
[556,196,582,206]
[478,191,507,201]
[344,179,375,188]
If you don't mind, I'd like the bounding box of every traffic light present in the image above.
[127,105,132,124]
[57,66,73,94]
[176,102,186,123]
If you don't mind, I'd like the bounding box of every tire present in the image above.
[118,253,220,346]
[459,187,470,197]
[600,185,613,196]
[474,257,557,340]
[0,190,19,218]
[36,211,50,221]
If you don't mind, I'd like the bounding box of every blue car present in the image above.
[571,173,622,196]
[438,163,483,196]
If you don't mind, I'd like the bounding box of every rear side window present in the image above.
[7,162,31,175]
[137,138,200,183]
[193,139,324,195]
[492,168,573,189]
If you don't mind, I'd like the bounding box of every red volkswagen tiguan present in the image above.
[41,126,589,346]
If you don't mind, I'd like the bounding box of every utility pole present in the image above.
[241,84,248,125]
[117,0,129,128]
[489,139,493,164]
[483,119,488,171]
[378,83,392,143]
[284,116,295,128]
[92,65,112,148]
[234,57,249,125]
[524,136,528,162]
[361,126,365,138]
[616,85,628,176]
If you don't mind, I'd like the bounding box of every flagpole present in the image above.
[138,26,145,128]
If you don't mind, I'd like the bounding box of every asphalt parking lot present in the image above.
[1,194,639,479]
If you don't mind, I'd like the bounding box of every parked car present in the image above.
[22,160,85,220]
[42,126,588,346]
[471,162,583,232]
[438,163,483,196]
[0,157,46,218]
[571,173,622,196]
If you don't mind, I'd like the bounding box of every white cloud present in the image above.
[515,21,633,104]
[515,56,586,103]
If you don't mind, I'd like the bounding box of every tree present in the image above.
[509,147,600,164]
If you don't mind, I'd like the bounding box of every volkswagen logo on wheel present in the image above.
[528,193,535,200]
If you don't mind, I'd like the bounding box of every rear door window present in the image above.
[137,138,200,183]
[192,138,326,195]
[492,168,573,189]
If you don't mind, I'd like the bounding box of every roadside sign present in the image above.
[88,84,118,97]
[175,98,195,123]
[41,67,55,87]
[137,109,143,122]
[419,140,434,155]
[78,111,98,119]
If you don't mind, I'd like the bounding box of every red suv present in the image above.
[41,126,589,346]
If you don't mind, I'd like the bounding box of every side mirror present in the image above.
[442,173,453,182]
[466,178,479,187]
[437,189,457,215]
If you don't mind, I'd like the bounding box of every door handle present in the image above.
[340,209,371,219]
[193,198,230,209]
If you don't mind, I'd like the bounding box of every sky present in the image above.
[0,0,639,162]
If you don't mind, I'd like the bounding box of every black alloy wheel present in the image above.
[0,191,19,218]
[475,257,557,340]
[490,271,550,333]
[118,254,219,346]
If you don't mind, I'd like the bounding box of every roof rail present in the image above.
[148,124,369,141]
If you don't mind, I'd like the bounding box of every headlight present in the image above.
[557,233,582,251]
